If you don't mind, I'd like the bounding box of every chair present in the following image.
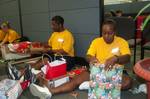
[141,20,150,59]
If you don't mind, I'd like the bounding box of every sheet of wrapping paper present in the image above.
[88,64,123,99]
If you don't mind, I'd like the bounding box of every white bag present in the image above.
[0,79,22,99]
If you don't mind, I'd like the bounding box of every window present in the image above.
[104,0,150,5]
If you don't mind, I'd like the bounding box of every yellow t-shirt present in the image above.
[2,29,20,43]
[87,36,131,64]
[0,30,5,41]
[48,29,74,56]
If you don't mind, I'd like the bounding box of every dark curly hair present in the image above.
[51,16,64,26]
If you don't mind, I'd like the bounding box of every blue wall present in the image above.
[0,0,100,56]
[0,0,21,34]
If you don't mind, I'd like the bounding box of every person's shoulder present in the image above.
[51,32,56,35]
[64,29,74,37]
[64,29,72,34]
[50,31,57,37]
[9,29,17,33]
[94,37,103,41]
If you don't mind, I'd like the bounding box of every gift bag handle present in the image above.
[54,52,64,60]
[42,53,52,65]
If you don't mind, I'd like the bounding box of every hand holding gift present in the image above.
[104,56,118,71]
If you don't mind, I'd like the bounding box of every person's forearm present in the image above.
[117,54,130,65]
[1,36,8,45]
[86,55,98,63]
[0,41,6,45]
[52,49,68,55]
[1,39,6,45]
[30,46,52,54]
[86,55,93,63]
[31,48,52,54]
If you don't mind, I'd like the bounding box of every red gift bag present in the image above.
[41,54,67,80]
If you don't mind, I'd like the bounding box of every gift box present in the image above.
[30,42,44,52]
[1,44,30,60]
[30,42,50,52]
[41,54,67,80]
[49,75,69,87]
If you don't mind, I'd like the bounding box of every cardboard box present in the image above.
[1,44,30,60]
[49,75,69,87]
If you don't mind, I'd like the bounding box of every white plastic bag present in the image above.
[0,79,22,99]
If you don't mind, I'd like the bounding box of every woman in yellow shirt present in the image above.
[0,21,20,46]
[87,19,131,99]
[0,29,5,42]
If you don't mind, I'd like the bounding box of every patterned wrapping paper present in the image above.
[88,64,123,99]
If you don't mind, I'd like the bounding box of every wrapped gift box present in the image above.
[30,42,50,52]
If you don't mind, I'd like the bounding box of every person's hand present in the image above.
[89,57,100,64]
[104,56,118,71]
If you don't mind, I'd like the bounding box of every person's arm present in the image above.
[40,42,52,53]
[29,34,53,54]
[29,42,52,54]
[117,54,130,64]
[0,34,8,46]
[52,49,68,55]
[104,54,130,71]
[86,55,100,64]
[86,39,100,64]
[105,39,131,70]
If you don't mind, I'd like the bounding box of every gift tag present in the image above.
[111,47,119,54]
